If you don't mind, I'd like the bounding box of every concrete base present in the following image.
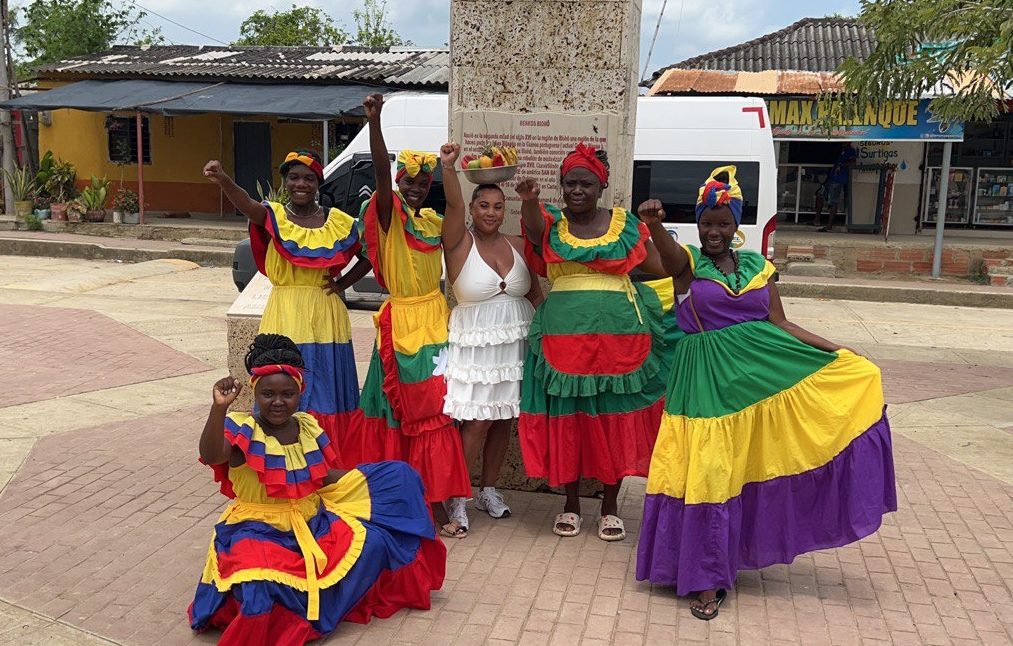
[786,259,837,278]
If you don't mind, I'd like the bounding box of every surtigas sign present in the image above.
[765,97,964,141]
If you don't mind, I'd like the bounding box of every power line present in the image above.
[125,0,230,45]
[640,0,685,84]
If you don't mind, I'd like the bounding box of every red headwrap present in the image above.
[560,142,609,186]
[249,364,306,393]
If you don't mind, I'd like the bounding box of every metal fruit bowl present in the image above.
[461,165,518,184]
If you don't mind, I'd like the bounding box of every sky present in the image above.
[130,0,862,81]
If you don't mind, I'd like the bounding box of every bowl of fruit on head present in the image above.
[460,145,519,184]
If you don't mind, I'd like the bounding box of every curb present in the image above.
[778,280,1013,310]
[0,237,232,266]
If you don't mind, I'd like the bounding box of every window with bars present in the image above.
[106,116,152,164]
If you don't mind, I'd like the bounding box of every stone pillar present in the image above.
[449,0,643,494]
[449,0,643,234]
[226,273,272,414]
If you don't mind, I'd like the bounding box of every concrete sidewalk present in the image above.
[0,257,1012,645]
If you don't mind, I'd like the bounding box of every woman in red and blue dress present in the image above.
[189,334,443,644]
[203,152,368,468]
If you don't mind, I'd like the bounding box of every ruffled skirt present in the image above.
[636,320,897,595]
[189,461,444,644]
[444,294,534,421]
[519,280,669,486]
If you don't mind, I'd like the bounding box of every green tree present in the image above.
[234,5,347,46]
[353,0,409,48]
[13,0,163,69]
[839,0,1013,123]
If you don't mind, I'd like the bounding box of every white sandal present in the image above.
[598,515,626,541]
[553,512,582,537]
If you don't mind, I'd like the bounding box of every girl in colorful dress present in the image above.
[353,93,472,537]
[203,152,367,469]
[514,143,672,542]
[440,144,541,536]
[189,334,442,645]
[635,167,896,620]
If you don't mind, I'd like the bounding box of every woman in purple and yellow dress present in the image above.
[515,143,672,542]
[635,167,897,620]
[203,152,367,468]
[189,334,441,645]
[345,93,471,536]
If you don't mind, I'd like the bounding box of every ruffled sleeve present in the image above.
[208,412,340,500]
[359,192,443,290]
[539,204,648,275]
[257,202,361,276]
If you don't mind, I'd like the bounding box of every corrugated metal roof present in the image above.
[33,45,450,89]
[646,17,875,86]
[649,69,844,96]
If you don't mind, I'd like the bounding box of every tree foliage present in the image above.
[234,5,347,47]
[839,0,1013,123]
[353,0,408,48]
[13,0,163,69]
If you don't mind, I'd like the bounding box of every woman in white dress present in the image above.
[439,143,541,537]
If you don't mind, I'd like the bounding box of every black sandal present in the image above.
[690,589,727,621]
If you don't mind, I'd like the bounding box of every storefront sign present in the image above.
[766,98,963,141]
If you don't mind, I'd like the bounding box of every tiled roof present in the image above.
[646,17,875,85]
[34,45,450,89]
[648,69,844,97]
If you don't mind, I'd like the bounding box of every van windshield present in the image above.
[632,161,760,225]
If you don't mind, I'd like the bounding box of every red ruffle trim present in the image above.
[359,415,471,503]
[519,398,665,487]
[344,537,447,623]
[376,304,455,437]
[190,598,321,646]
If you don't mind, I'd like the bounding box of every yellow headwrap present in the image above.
[396,150,438,181]
[696,165,744,224]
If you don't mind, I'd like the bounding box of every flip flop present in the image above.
[597,515,626,542]
[690,589,727,621]
[440,521,468,539]
[552,512,582,537]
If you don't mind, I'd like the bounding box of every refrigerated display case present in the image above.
[973,167,1013,226]
[922,167,972,225]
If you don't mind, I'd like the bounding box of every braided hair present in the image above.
[243,333,305,373]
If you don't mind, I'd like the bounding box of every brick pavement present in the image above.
[0,304,208,407]
[879,360,1013,404]
[0,396,1011,645]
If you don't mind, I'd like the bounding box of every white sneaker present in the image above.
[476,487,511,519]
[447,496,470,530]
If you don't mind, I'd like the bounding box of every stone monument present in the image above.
[449,0,644,492]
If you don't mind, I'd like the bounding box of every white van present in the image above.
[313,93,777,304]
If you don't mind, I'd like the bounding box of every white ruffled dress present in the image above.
[444,233,534,420]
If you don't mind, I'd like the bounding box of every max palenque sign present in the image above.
[765,97,964,141]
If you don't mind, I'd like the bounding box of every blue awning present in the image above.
[0,79,400,119]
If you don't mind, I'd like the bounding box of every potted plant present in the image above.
[33,194,52,220]
[112,187,140,224]
[66,198,87,223]
[41,156,77,221]
[2,167,35,219]
[80,176,110,222]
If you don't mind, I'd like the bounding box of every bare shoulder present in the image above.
[505,234,525,250]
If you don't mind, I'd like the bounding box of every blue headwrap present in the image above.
[695,165,743,225]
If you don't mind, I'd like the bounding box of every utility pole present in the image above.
[0,0,17,216]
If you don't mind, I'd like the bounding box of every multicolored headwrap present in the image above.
[279,151,324,182]
[560,142,609,186]
[396,150,438,182]
[696,165,744,225]
[249,364,306,393]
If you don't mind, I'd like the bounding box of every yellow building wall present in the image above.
[37,90,321,214]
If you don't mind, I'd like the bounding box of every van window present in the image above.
[632,161,760,225]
